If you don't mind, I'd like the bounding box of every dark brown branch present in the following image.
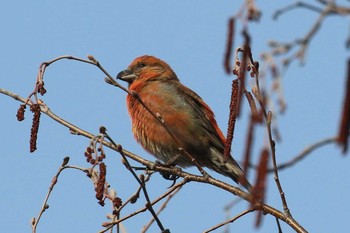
[337,58,350,154]
[275,217,283,233]
[224,18,235,74]
[235,30,251,116]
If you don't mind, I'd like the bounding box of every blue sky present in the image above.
[1,1,349,232]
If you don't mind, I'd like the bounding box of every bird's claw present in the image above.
[162,172,180,188]
[154,160,180,188]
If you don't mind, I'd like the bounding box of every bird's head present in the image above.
[117,55,179,87]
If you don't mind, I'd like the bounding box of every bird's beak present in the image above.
[117,69,137,84]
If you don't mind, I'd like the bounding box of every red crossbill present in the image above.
[117,55,251,190]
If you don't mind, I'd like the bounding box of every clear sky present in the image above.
[1,1,349,233]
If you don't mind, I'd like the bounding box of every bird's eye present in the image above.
[138,62,146,68]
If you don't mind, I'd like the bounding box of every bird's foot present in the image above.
[155,160,181,187]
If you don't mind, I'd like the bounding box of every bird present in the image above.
[117,55,251,191]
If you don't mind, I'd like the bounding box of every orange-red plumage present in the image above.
[117,55,251,190]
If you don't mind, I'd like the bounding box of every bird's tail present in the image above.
[209,152,252,192]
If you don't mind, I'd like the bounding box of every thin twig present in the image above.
[273,2,324,19]
[247,135,340,172]
[266,112,291,217]
[31,157,89,233]
[103,130,168,233]
[337,58,350,153]
[251,55,291,217]
[270,0,350,67]
[273,136,338,171]
[275,217,283,233]
[203,208,255,233]
[142,186,183,233]
[99,180,188,233]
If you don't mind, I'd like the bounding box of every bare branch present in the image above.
[268,0,350,67]
[203,208,255,233]
[31,157,89,233]
[99,180,187,233]
[337,58,350,153]
[103,131,168,232]
[141,186,183,233]
[273,136,340,171]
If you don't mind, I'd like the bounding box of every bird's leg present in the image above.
[164,153,182,166]
[154,160,172,167]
